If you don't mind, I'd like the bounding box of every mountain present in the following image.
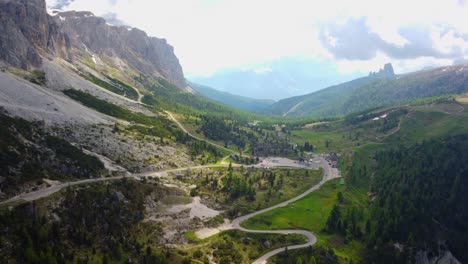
[0,0,71,68]
[189,58,360,100]
[0,0,185,89]
[53,10,185,87]
[0,0,214,177]
[368,62,395,78]
[267,64,468,118]
[1,1,468,264]
[190,82,275,112]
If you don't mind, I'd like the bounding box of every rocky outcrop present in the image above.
[54,10,186,87]
[0,0,70,69]
[0,0,185,88]
[416,250,461,264]
[369,63,395,78]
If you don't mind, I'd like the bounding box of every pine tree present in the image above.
[296,256,303,264]
[309,256,317,264]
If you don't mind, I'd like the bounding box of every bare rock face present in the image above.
[0,0,70,68]
[369,63,395,78]
[54,10,186,88]
[0,0,185,88]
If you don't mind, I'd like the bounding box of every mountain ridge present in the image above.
[0,0,185,88]
[266,64,468,118]
[53,9,186,88]
[190,82,275,112]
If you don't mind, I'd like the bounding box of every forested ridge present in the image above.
[267,66,468,118]
[362,134,468,263]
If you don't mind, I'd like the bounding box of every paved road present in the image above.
[0,157,315,206]
[0,164,234,206]
[230,155,340,264]
[0,154,339,264]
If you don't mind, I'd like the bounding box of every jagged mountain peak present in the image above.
[369,63,395,78]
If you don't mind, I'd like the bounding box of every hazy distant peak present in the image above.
[369,63,395,78]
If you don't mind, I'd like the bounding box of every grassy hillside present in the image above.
[267,65,468,118]
[288,96,468,153]
[267,77,372,117]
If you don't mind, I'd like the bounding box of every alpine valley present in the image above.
[0,1,467,264]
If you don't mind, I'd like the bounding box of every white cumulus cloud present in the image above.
[46,0,468,76]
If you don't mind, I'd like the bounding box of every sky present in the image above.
[47,0,468,78]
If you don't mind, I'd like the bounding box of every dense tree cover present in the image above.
[0,112,105,197]
[222,164,256,201]
[271,245,338,264]
[329,135,468,263]
[0,180,179,263]
[199,115,254,151]
[229,154,260,165]
[365,135,468,263]
[187,140,224,164]
[324,202,366,243]
[185,113,297,157]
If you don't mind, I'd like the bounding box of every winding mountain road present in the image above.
[0,164,236,206]
[0,158,317,206]
[242,156,339,264]
[0,154,339,264]
[196,155,340,264]
[0,108,340,264]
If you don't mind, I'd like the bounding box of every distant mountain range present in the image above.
[189,58,360,100]
[190,82,274,112]
[264,63,468,118]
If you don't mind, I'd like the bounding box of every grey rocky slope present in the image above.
[0,0,196,182]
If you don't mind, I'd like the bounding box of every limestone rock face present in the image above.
[54,10,186,87]
[0,0,70,68]
[0,0,185,88]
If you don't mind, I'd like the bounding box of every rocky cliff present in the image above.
[53,10,186,87]
[0,0,70,68]
[369,63,395,78]
[0,0,185,88]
